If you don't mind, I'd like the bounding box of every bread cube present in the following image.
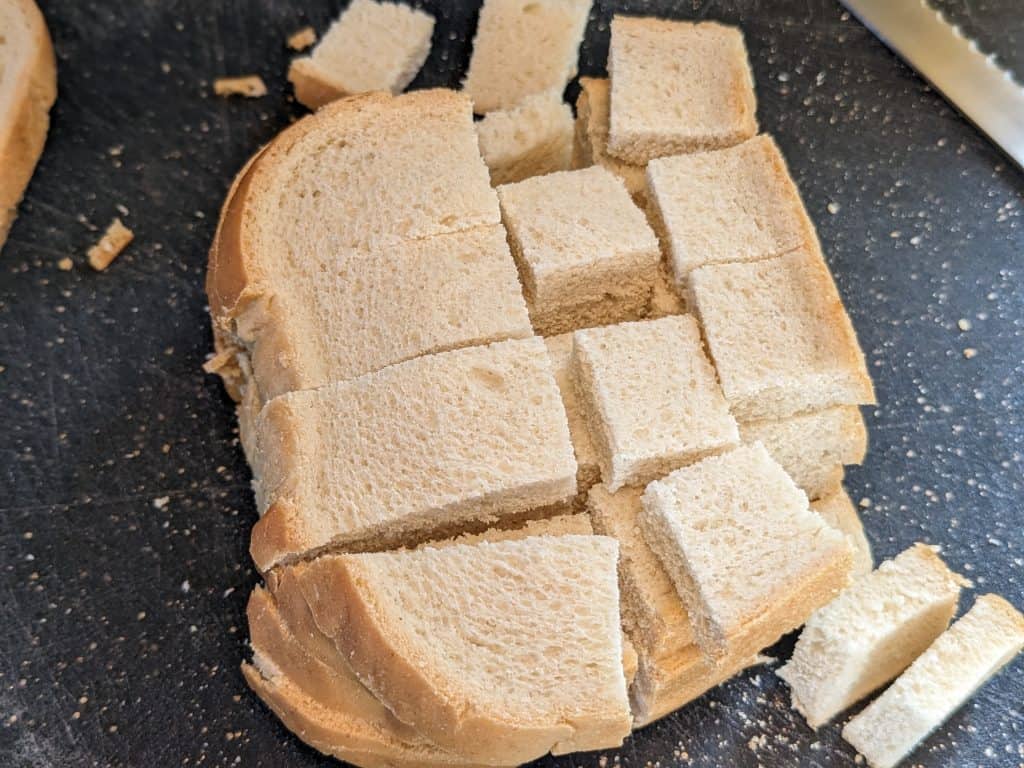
[810,486,873,577]
[606,17,757,164]
[572,315,738,491]
[572,77,647,204]
[690,248,875,421]
[497,166,660,335]
[543,334,601,496]
[476,93,574,186]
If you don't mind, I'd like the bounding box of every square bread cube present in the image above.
[646,135,816,286]
[639,443,853,661]
[606,17,757,165]
[476,93,574,186]
[544,334,601,497]
[572,77,648,204]
[497,166,660,335]
[690,248,876,421]
[572,315,739,491]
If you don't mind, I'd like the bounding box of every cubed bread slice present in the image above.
[739,406,868,502]
[249,337,577,571]
[0,0,57,250]
[842,595,1024,768]
[294,536,632,763]
[572,315,739,491]
[462,0,592,113]
[476,93,574,185]
[640,443,853,662]
[778,544,968,729]
[571,77,647,205]
[646,135,816,286]
[810,486,873,577]
[287,0,435,109]
[606,16,757,165]
[497,166,660,335]
[544,334,601,497]
[690,248,876,421]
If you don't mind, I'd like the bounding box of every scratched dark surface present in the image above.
[1,1,1022,766]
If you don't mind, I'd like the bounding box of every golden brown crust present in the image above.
[288,58,348,110]
[251,500,308,571]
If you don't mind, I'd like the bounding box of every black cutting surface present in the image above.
[1,1,1022,766]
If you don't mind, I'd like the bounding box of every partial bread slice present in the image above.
[295,536,632,763]
[572,315,739,491]
[640,443,852,662]
[287,0,435,109]
[462,0,592,113]
[778,544,967,729]
[606,17,757,164]
[544,334,601,498]
[249,337,578,571]
[842,595,1024,768]
[476,93,574,185]
[571,77,647,204]
[739,406,868,501]
[690,248,876,421]
[0,0,57,250]
[810,486,873,577]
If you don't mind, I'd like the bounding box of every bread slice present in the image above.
[606,17,757,165]
[690,248,876,421]
[572,315,739,491]
[842,594,1024,768]
[646,135,816,287]
[0,0,57,250]
[571,77,647,205]
[287,0,435,109]
[778,544,967,729]
[497,165,660,335]
[476,93,574,186]
[295,536,632,763]
[640,443,853,662]
[249,337,578,571]
[810,486,873,577]
[462,0,592,113]
[739,406,868,502]
[544,333,601,498]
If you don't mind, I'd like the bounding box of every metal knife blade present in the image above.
[840,0,1024,169]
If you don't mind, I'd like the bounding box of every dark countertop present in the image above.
[1,1,1021,766]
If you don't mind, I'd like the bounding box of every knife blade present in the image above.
[840,0,1024,170]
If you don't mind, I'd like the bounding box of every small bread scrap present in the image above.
[286,26,317,51]
[87,218,134,271]
[213,75,268,98]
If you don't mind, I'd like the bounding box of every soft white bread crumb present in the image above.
[249,337,578,571]
[778,544,967,729]
[606,16,757,165]
[572,77,647,205]
[690,248,876,421]
[476,92,574,185]
[842,594,1024,768]
[640,443,853,662]
[295,536,632,763]
[497,165,660,335]
[288,0,435,109]
[462,0,592,113]
[810,485,873,576]
[544,333,601,497]
[87,218,134,271]
[572,315,739,491]
[646,135,816,286]
[213,75,268,98]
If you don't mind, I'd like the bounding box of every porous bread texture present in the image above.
[544,334,601,497]
[739,406,868,502]
[287,0,435,109]
[295,536,632,763]
[810,486,873,577]
[418,512,592,548]
[646,262,686,319]
[645,135,817,287]
[476,93,574,185]
[778,544,967,729]
[0,0,57,251]
[497,165,660,335]
[572,315,739,491]
[842,595,1024,768]
[462,0,592,113]
[690,248,876,421]
[249,337,578,571]
[640,443,853,662]
[606,16,757,165]
[571,77,647,205]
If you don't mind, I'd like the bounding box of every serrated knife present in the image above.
[840,0,1024,169]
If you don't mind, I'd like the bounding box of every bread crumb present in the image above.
[963,347,977,359]
[213,75,268,98]
[87,219,134,271]
[287,26,317,51]
[957,318,972,331]
[859,497,872,509]
[827,201,840,214]
[57,257,73,271]
[153,496,170,510]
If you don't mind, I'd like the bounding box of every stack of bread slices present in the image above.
[206,9,1023,768]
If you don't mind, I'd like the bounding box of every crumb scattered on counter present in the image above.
[958,318,972,331]
[87,219,134,271]
[963,348,977,359]
[57,257,73,271]
[213,75,268,98]
[287,26,317,51]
